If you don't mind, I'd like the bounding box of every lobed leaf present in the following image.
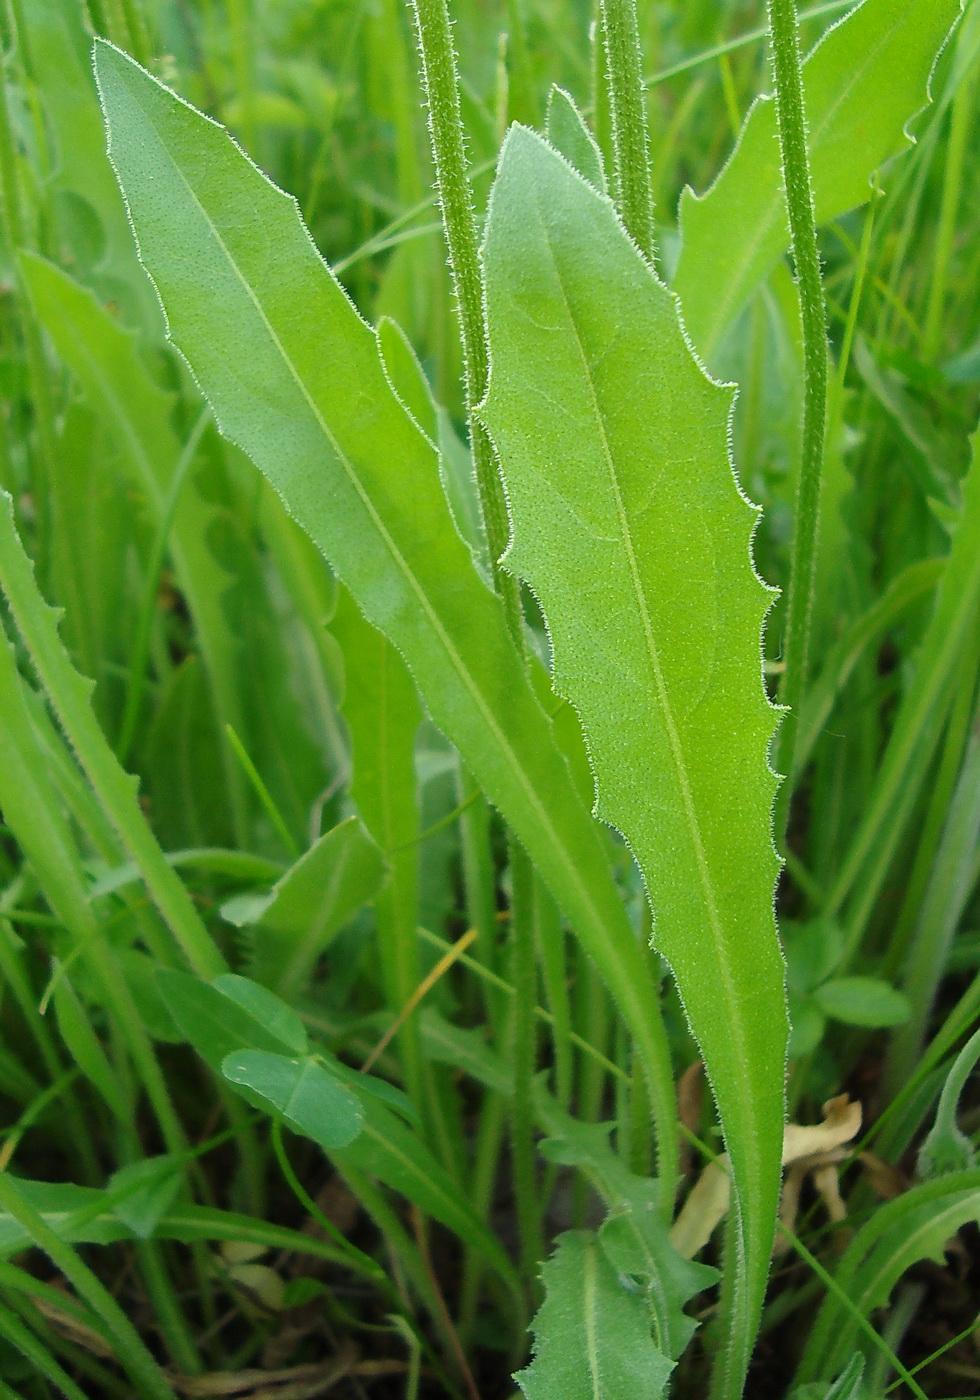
[536,1094,717,1359]
[797,1170,980,1384]
[515,1231,674,1400]
[480,126,787,1383]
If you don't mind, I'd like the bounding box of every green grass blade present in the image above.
[19,251,250,839]
[480,126,787,1384]
[673,0,964,364]
[827,427,980,944]
[334,1098,522,1296]
[0,1296,91,1400]
[0,493,224,979]
[0,1174,177,1400]
[224,815,388,998]
[93,41,677,1180]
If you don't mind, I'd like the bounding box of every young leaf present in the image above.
[790,1354,865,1400]
[220,816,387,998]
[94,41,676,1169]
[536,1096,716,1359]
[481,126,787,1374]
[515,1231,674,1400]
[915,1025,980,1178]
[221,1051,364,1150]
[673,0,964,363]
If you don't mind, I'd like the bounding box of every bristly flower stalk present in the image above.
[407,0,524,644]
[600,0,656,263]
[767,0,829,843]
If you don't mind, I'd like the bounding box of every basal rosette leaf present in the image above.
[93,42,675,1167]
[515,1231,673,1400]
[480,126,787,1389]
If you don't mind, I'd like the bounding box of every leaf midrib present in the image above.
[531,195,748,1091]
[127,78,624,964]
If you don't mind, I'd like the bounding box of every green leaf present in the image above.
[0,1181,128,1256]
[790,1354,865,1400]
[536,1094,716,1359]
[481,124,786,1371]
[377,315,438,441]
[17,255,244,801]
[52,974,128,1122]
[318,1056,419,1124]
[0,491,222,980]
[211,975,308,1055]
[797,1170,980,1384]
[0,1183,369,1275]
[787,997,826,1059]
[545,85,607,192]
[334,1098,520,1292]
[107,1158,182,1239]
[515,1231,674,1400]
[118,951,185,1043]
[19,253,327,846]
[22,0,161,331]
[220,817,387,998]
[813,977,910,1028]
[156,971,302,1069]
[420,1008,514,1096]
[916,1026,980,1178]
[94,40,675,1163]
[673,0,964,363]
[784,920,845,997]
[221,1050,364,1150]
[331,588,421,1060]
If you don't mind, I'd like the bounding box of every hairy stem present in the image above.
[770,0,828,845]
[600,0,655,260]
[510,845,544,1283]
[408,0,522,636]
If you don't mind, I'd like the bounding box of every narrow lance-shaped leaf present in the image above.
[93,41,676,1172]
[673,0,964,364]
[480,127,787,1380]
